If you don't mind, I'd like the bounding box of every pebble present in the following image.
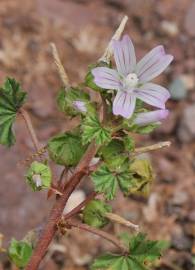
[178,105,195,142]
[161,20,179,37]
[169,78,187,101]
[172,231,192,251]
[185,1,195,37]
[172,191,188,206]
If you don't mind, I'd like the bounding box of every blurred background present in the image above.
[0,0,195,269]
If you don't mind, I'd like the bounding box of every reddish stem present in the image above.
[25,141,97,270]
[66,219,128,253]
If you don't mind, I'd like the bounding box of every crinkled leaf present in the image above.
[26,161,52,191]
[128,159,154,196]
[99,139,128,171]
[57,87,90,116]
[91,234,168,270]
[82,115,112,145]
[92,165,117,200]
[83,199,112,228]
[91,164,132,200]
[48,132,87,166]
[91,253,146,270]
[0,78,27,146]
[8,239,32,268]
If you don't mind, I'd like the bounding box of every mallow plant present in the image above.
[0,16,173,270]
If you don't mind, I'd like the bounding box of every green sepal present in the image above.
[8,239,33,268]
[48,132,87,166]
[0,77,27,147]
[83,199,112,228]
[57,87,90,116]
[128,159,154,196]
[123,109,160,134]
[82,115,112,146]
[85,61,111,92]
[26,161,52,191]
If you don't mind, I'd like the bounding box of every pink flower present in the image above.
[134,109,169,126]
[73,100,87,112]
[92,35,173,119]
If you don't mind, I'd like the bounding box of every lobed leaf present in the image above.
[48,132,87,166]
[0,78,27,147]
[82,115,112,146]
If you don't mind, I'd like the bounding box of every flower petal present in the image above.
[134,83,170,109]
[112,35,136,76]
[136,45,173,82]
[73,100,87,112]
[92,67,121,90]
[134,109,169,126]
[113,91,136,119]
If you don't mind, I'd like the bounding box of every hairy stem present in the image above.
[19,108,40,152]
[134,141,171,154]
[99,15,128,63]
[50,43,70,89]
[66,219,128,253]
[25,141,97,270]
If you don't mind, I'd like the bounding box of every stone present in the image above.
[169,78,187,101]
[161,21,179,37]
[172,191,188,206]
[185,1,195,37]
[178,105,195,142]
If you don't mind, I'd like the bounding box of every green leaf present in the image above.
[99,139,128,171]
[91,253,146,270]
[123,136,135,152]
[26,161,52,191]
[128,159,154,197]
[0,77,27,146]
[8,239,32,268]
[57,87,90,116]
[82,115,112,145]
[91,164,132,200]
[91,234,169,270]
[92,165,117,200]
[48,132,87,166]
[83,199,112,228]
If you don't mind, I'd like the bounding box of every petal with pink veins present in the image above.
[92,67,121,90]
[134,83,170,109]
[113,91,136,119]
[136,45,173,82]
[134,109,169,126]
[112,35,136,76]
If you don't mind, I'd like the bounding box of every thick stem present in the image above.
[25,142,97,270]
[67,219,128,253]
[19,108,40,152]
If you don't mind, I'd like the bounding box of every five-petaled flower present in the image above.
[92,35,173,119]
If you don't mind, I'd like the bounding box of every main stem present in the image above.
[25,142,97,270]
